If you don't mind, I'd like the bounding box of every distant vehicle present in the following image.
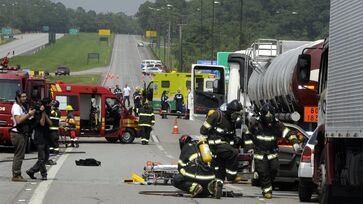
[55,66,70,76]
[298,128,318,202]
[137,42,144,47]
[141,59,162,69]
[142,66,163,74]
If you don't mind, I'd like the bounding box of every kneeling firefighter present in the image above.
[172,135,223,199]
[243,103,301,199]
[200,100,243,183]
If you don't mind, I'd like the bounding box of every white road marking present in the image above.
[133,35,142,60]
[28,148,71,204]
[157,145,165,151]
[151,133,159,143]
[166,154,175,159]
[225,184,244,191]
[18,199,26,202]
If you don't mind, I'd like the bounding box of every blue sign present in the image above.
[197,60,217,65]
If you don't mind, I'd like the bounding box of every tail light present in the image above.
[301,146,312,163]
[277,138,292,145]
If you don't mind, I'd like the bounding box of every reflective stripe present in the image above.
[229,141,235,145]
[188,153,199,161]
[263,186,273,193]
[180,168,215,180]
[282,128,290,138]
[215,127,224,133]
[208,139,227,145]
[245,128,251,134]
[50,117,60,120]
[214,166,219,170]
[203,121,212,129]
[256,135,275,141]
[151,120,155,123]
[226,169,237,175]
[288,135,297,141]
[267,153,278,160]
[49,127,59,130]
[254,154,264,160]
[189,183,198,193]
[244,140,253,145]
[178,160,187,167]
[139,124,152,127]
[141,138,149,142]
[139,113,154,116]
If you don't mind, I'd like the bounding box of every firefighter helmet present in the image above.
[51,100,60,108]
[207,109,216,117]
[179,135,192,150]
[260,103,275,124]
[226,100,242,113]
[66,105,74,111]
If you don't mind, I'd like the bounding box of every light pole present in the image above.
[239,0,244,49]
[211,1,220,64]
[200,0,203,59]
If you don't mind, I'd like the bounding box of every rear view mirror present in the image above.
[297,54,311,85]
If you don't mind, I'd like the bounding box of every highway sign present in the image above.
[146,31,157,38]
[69,28,79,35]
[217,52,232,80]
[99,29,111,36]
[1,27,13,36]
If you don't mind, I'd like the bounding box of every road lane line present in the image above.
[151,133,159,143]
[157,145,165,151]
[28,148,71,204]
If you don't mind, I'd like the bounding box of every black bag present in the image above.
[75,158,101,166]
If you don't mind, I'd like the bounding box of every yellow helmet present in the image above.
[66,105,74,111]
[207,109,216,117]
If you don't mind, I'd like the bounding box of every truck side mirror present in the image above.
[297,54,311,85]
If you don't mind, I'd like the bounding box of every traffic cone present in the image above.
[172,118,180,134]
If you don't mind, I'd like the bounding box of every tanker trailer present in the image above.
[248,40,324,134]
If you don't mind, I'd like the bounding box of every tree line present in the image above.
[0,0,141,33]
[136,0,330,70]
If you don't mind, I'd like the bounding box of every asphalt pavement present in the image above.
[0,34,312,204]
[0,33,64,58]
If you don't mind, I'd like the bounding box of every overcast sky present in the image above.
[50,0,155,15]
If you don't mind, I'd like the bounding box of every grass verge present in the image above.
[11,33,114,73]
[47,75,101,85]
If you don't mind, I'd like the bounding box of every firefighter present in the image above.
[65,105,79,148]
[49,100,61,154]
[200,100,243,183]
[173,135,222,199]
[243,103,301,199]
[138,101,155,145]
[133,86,142,116]
[174,89,184,115]
[113,84,123,100]
[160,90,169,119]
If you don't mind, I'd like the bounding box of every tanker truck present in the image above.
[297,1,363,203]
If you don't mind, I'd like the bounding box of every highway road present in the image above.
[0,34,317,204]
[0,33,64,59]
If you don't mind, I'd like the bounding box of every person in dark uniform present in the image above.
[133,86,142,116]
[138,101,155,145]
[160,90,169,119]
[200,100,243,184]
[243,103,301,199]
[173,135,222,199]
[174,89,184,114]
[26,98,52,180]
[49,100,61,154]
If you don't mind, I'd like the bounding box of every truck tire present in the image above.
[105,137,118,143]
[299,179,313,202]
[119,128,136,144]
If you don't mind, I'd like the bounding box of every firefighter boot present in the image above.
[71,141,75,147]
[208,179,223,199]
[189,183,203,198]
[75,141,79,148]
[263,192,272,199]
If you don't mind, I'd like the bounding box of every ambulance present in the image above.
[50,82,139,143]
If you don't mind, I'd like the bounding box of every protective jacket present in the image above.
[244,118,298,160]
[200,110,236,146]
[49,109,61,131]
[138,106,155,127]
[178,141,215,181]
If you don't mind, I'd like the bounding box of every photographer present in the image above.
[26,98,52,180]
[11,91,35,182]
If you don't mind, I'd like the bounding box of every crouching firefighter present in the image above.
[173,135,223,199]
[200,100,243,183]
[65,105,79,148]
[243,103,301,199]
[138,101,155,145]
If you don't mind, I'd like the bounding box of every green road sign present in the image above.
[69,28,79,35]
[1,27,13,36]
[42,26,49,32]
[217,52,232,81]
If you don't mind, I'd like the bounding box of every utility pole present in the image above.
[178,24,186,72]
[200,0,203,59]
[168,21,171,69]
[239,0,244,49]
[211,0,215,64]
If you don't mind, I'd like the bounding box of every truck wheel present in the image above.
[299,179,313,202]
[120,128,136,144]
[105,137,118,143]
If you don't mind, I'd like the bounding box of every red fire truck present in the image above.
[0,67,50,151]
[50,82,139,144]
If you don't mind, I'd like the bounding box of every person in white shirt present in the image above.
[187,89,193,119]
[123,84,131,107]
[11,91,35,182]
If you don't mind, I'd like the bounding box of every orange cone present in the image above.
[172,118,179,134]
